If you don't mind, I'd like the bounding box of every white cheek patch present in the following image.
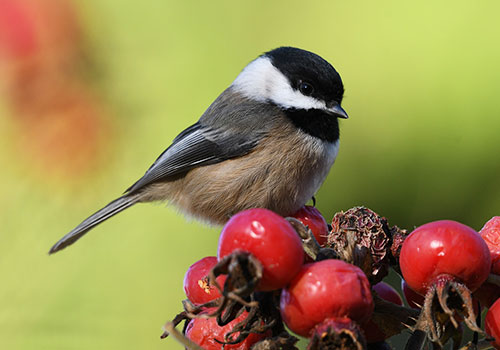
[231,56,326,111]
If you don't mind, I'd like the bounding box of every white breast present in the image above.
[299,136,340,203]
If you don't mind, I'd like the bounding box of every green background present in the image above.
[1,0,499,349]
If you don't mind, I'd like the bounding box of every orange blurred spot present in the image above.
[0,0,39,59]
[16,84,112,180]
[0,0,115,183]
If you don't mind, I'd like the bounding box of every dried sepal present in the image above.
[162,253,294,346]
[286,217,338,261]
[209,251,262,326]
[388,225,408,275]
[250,332,299,350]
[307,318,367,350]
[216,302,273,345]
[328,207,404,284]
[409,276,482,348]
[287,217,323,261]
[211,251,263,300]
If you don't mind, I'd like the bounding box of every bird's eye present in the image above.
[298,81,314,96]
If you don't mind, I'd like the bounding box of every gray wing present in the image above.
[125,122,260,194]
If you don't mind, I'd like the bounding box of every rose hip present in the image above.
[400,220,491,295]
[280,259,373,337]
[399,220,491,343]
[485,298,500,349]
[183,256,226,305]
[480,216,500,274]
[476,217,500,308]
[185,308,266,350]
[217,208,304,291]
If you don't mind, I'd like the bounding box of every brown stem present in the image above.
[160,311,189,339]
[162,321,205,350]
[286,217,323,260]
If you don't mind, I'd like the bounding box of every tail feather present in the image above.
[49,195,139,254]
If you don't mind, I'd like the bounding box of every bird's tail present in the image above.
[49,195,140,254]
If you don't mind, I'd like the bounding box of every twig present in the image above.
[162,321,205,350]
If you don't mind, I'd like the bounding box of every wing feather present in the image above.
[126,122,258,194]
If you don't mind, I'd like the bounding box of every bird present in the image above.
[49,46,348,254]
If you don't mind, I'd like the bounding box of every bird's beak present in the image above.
[325,103,348,119]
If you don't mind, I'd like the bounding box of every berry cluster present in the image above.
[162,207,500,350]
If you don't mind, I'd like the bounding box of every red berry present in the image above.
[217,208,304,291]
[361,282,403,343]
[485,298,500,349]
[280,259,373,337]
[290,205,328,246]
[401,279,425,309]
[400,220,491,295]
[183,257,226,305]
[475,217,500,308]
[185,308,267,350]
[480,216,500,275]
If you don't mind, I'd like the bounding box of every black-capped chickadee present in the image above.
[49,46,348,254]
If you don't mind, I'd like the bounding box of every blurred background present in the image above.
[1,0,499,349]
